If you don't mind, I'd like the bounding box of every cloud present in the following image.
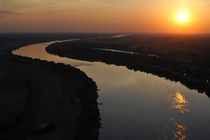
[0,0,97,12]
[0,10,20,16]
[0,10,15,14]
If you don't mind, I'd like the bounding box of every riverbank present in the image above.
[0,33,102,140]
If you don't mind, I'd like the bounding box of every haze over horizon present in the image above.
[0,0,209,33]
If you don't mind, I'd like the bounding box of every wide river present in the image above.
[12,37,210,140]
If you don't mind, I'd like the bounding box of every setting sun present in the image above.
[175,11,190,24]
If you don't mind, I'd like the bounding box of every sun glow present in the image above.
[175,11,190,24]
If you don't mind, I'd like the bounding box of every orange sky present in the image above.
[0,0,209,33]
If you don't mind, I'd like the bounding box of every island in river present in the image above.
[47,34,210,97]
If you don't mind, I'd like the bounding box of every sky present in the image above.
[0,0,209,33]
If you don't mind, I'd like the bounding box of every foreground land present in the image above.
[47,34,210,97]
[0,33,112,140]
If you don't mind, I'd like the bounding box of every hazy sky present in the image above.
[0,0,209,33]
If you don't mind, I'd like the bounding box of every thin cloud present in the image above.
[0,10,20,15]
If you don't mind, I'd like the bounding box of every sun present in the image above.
[175,11,189,24]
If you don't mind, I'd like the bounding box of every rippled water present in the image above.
[12,38,210,140]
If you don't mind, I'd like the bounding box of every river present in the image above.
[12,37,210,140]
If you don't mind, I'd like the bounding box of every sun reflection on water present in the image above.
[171,118,189,140]
[162,91,191,140]
[174,123,187,140]
[170,91,190,113]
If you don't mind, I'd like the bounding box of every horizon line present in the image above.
[0,31,209,35]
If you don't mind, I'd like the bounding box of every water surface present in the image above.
[12,38,210,140]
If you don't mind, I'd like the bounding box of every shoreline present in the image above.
[11,55,100,140]
[0,35,101,139]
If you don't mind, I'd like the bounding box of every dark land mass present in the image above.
[0,33,114,140]
[46,34,210,97]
